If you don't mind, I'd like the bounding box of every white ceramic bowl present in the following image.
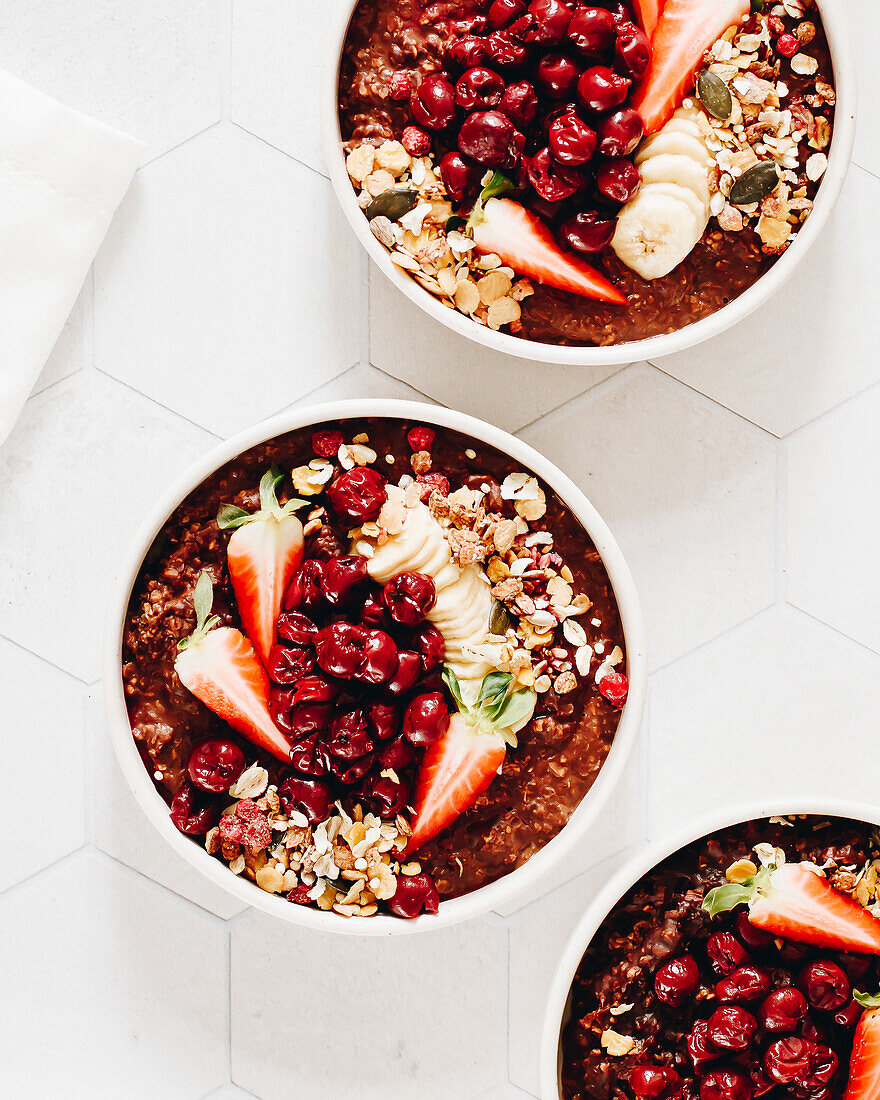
[104,399,647,936]
[322,0,855,367]
[540,798,880,1098]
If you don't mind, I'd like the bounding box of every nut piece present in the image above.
[601,1029,636,1057]
[346,144,375,183]
[726,858,758,884]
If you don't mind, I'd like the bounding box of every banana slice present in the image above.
[635,181,708,226]
[612,190,703,280]
[637,154,711,207]
[636,131,713,168]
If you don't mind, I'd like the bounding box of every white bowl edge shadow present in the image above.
[321,0,856,368]
[539,796,880,1099]
[103,399,648,937]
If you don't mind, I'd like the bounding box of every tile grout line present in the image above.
[92,366,224,442]
[775,436,789,606]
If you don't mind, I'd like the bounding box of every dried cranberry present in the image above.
[379,735,416,770]
[760,987,808,1033]
[687,1019,720,1072]
[776,32,799,57]
[459,109,518,167]
[277,776,333,824]
[327,467,387,523]
[598,107,644,157]
[384,571,436,625]
[568,6,616,55]
[284,559,325,611]
[536,53,580,98]
[798,960,850,1012]
[267,643,315,685]
[706,1006,757,1052]
[369,701,399,741]
[764,1037,813,1085]
[654,955,700,1007]
[403,692,450,747]
[456,67,505,111]
[314,622,367,678]
[276,610,318,646]
[401,125,431,156]
[548,110,596,165]
[733,910,773,949]
[525,147,583,201]
[385,650,422,695]
[412,623,445,670]
[286,883,312,905]
[328,709,373,759]
[716,965,771,1005]
[629,1066,679,1099]
[407,425,435,452]
[615,21,650,79]
[699,1068,751,1100]
[560,210,616,253]
[416,471,451,499]
[356,629,399,684]
[596,157,641,203]
[577,65,630,112]
[596,669,629,707]
[388,872,440,918]
[288,734,329,777]
[321,555,369,607]
[187,739,247,793]
[489,0,526,28]
[439,150,482,202]
[410,74,457,130]
[446,33,486,69]
[169,784,219,836]
[312,429,344,457]
[229,799,272,855]
[482,29,530,69]
[361,773,411,817]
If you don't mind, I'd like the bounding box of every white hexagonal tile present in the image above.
[648,607,880,834]
[231,0,350,175]
[520,365,777,670]
[787,384,880,653]
[849,0,880,180]
[0,852,227,1097]
[0,0,223,159]
[32,289,85,397]
[94,127,366,437]
[289,361,437,407]
[231,911,507,1099]
[370,270,624,432]
[202,1086,257,1099]
[508,850,637,1097]
[0,373,214,682]
[480,1086,539,1099]
[0,639,85,892]
[92,686,248,921]
[655,166,880,437]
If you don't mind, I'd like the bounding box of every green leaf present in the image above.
[855,990,880,1009]
[750,0,763,12]
[258,465,284,512]
[477,671,513,718]
[702,882,756,918]
[492,687,536,732]
[446,214,466,233]
[441,664,466,711]
[178,571,221,649]
[217,466,305,529]
[467,171,515,232]
[216,504,251,530]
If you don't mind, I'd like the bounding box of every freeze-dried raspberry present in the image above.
[241,817,272,856]
[312,430,344,457]
[388,71,412,101]
[287,884,312,905]
[234,798,264,822]
[407,426,435,452]
[416,472,449,500]
[597,670,629,709]
[402,126,431,156]
[218,814,244,844]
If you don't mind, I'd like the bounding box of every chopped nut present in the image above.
[554,671,577,694]
[726,858,758,884]
[229,763,269,800]
[486,295,521,331]
[601,1029,636,1057]
[375,140,411,176]
[454,279,480,315]
[477,270,513,305]
[346,144,375,183]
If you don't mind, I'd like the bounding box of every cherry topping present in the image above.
[328,709,373,759]
[560,210,616,254]
[707,932,749,976]
[410,74,457,130]
[526,147,583,201]
[361,773,411,817]
[412,623,445,670]
[314,622,367,678]
[276,610,319,646]
[548,110,597,165]
[706,1006,757,1052]
[447,33,486,69]
[169,784,219,836]
[267,643,315,685]
[798,959,850,1012]
[699,1068,752,1100]
[385,650,422,696]
[488,0,526,28]
[356,628,399,684]
[687,1019,720,1072]
[654,955,700,1007]
[383,571,436,625]
[596,156,641,203]
[456,66,506,111]
[536,53,580,98]
[187,739,247,793]
[568,7,616,55]
[499,80,540,128]
[360,590,391,626]
[284,559,325,611]
[482,29,530,69]
[388,872,440,918]
[715,965,771,1005]
[327,467,387,522]
[764,1037,813,1085]
[369,701,399,741]
[288,734,329,777]
[615,21,651,80]
[311,429,343,457]
[279,701,332,741]
[577,65,631,112]
[733,910,773,949]
[459,109,520,167]
[379,735,416,770]
[598,107,644,157]
[439,150,482,202]
[403,692,450,747]
[321,555,370,607]
[759,987,808,1033]
[521,0,573,44]
[277,775,333,824]
[629,1066,679,1099]
[834,998,863,1028]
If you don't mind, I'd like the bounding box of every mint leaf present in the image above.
[258,465,285,512]
[702,882,755,918]
[477,671,513,718]
[493,687,536,732]
[193,572,213,624]
[855,990,880,1009]
[217,504,251,529]
[442,665,466,711]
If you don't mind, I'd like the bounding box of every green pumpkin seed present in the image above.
[489,600,514,636]
[729,162,780,207]
[365,188,419,222]
[697,70,733,121]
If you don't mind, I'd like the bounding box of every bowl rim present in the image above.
[539,796,880,1098]
[103,398,647,936]
[321,0,856,367]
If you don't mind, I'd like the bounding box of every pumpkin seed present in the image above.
[697,70,733,121]
[365,188,419,222]
[729,161,780,206]
[489,600,515,636]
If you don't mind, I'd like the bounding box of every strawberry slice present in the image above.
[704,862,880,956]
[175,573,291,763]
[407,713,506,852]
[845,993,880,1100]
[218,468,305,668]
[470,197,627,304]
[631,0,750,135]
[633,0,663,39]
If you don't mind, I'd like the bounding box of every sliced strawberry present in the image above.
[705,863,880,956]
[845,997,880,1100]
[631,0,750,135]
[633,0,663,39]
[470,198,627,304]
[407,713,506,852]
[175,573,291,763]
[218,468,305,668]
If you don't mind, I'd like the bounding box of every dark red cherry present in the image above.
[707,932,749,976]
[320,555,369,606]
[187,739,247,793]
[288,734,329,777]
[410,74,457,130]
[800,1017,829,1045]
[276,610,319,646]
[764,1037,813,1085]
[385,650,422,696]
[746,1063,775,1099]
[459,109,519,167]
[654,955,700,1007]
[536,53,580,98]
[568,7,616,55]
[284,701,332,740]
[328,709,373,759]
[523,0,573,43]
[456,67,505,111]
[548,111,596,165]
[499,80,539,127]
[289,675,338,705]
[834,998,863,1028]
[446,34,486,69]
[734,910,773,950]
[402,692,450,747]
[687,1019,720,1072]
[606,1,633,26]
[488,0,526,28]
[598,107,644,156]
[798,1045,839,1092]
[169,784,219,836]
[369,701,399,741]
[383,571,436,625]
[482,29,530,69]
[314,622,367,678]
[388,872,440,918]
[760,987,808,1033]
[560,210,616,253]
[361,773,411,817]
[439,150,482,202]
[379,735,416,770]
[267,643,315,685]
[706,1006,757,1052]
[327,467,387,523]
[837,952,873,985]
[715,965,771,1005]
[412,623,445,670]
[699,1069,751,1100]
[629,1066,679,1099]
[277,776,333,824]
[283,559,325,611]
[332,753,376,785]
[615,20,650,79]
[526,147,583,201]
[360,590,391,626]
[798,960,850,1012]
[577,65,631,112]
[596,156,641,203]
[356,629,399,684]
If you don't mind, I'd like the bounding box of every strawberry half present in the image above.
[218,468,305,668]
[704,862,880,956]
[175,573,291,763]
[631,0,750,135]
[845,993,880,1100]
[470,197,627,304]
[633,0,663,39]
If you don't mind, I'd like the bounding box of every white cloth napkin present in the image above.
[0,69,145,446]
